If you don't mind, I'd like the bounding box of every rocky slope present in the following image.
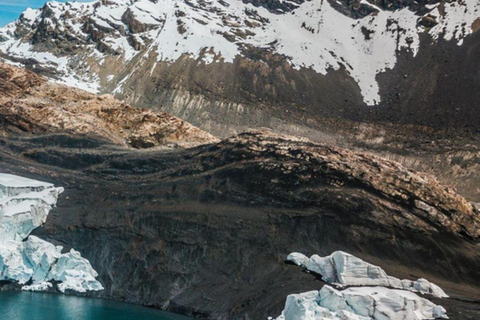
[1,0,477,107]
[0,62,218,148]
[1,0,479,206]
[1,91,480,320]
[0,3,479,318]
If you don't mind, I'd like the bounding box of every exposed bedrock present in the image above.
[0,130,479,319]
[102,32,480,136]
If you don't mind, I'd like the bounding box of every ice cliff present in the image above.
[277,251,449,320]
[274,286,447,320]
[0,173,103,293]
[287,251,447,298]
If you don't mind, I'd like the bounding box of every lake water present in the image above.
[0,1,92,27]
[0,291,191,320]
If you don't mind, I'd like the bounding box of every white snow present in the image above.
[0,173,103,293]
[429,0,480,43]
[0,0,478,104]
[20,8,40,23]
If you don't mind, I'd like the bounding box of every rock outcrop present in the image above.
[0,63,479,318]
[2,1,480,209]
[0,63,219,148]
[1,0,479,112]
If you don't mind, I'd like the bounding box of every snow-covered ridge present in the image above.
[0,0,478,105]
[0,173,103,293]
[287,251,448,298]
[275,251,449,320]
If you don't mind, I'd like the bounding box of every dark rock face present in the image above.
[329,0,446,19]
[121,8,160,34]
[0,130,479,319]
[241,0,306,13]
[112,40,480,203]
[2,0,479,141]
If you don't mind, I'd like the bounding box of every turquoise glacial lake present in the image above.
[0,291,191,320]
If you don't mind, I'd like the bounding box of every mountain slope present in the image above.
[0,62,218,148]
[1,1,480,206]
[0,0,479,128]
[2,129,480,319]
[1,62,480,319]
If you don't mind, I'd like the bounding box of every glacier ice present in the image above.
[49,249,104,293]
[278,251,449,319]
[287,251,448,298]
[0,173,103,293]
[275,286,447,320]
[286,252,309,267]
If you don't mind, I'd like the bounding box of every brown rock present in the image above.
[0,62,219,148]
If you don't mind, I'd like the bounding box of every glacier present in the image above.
[0,173,103,293]
[277,251,449,320]
[275,286,447,320]
[287,251,448,298]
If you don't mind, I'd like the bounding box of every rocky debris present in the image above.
[0,63,219,148]
[0,62,45,97]
[121,8,163,34]
[326,0,379,19]
[287,251,448,298]
[275,286,447,320]
[418,14,439,28]
[213,131,480,239]
[0,173,103,293]
[241,0,305,13]
[328,0,448,19]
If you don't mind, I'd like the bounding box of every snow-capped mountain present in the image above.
[0,0,477,106]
